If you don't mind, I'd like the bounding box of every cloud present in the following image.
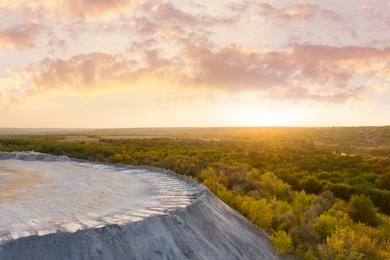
[259,2,312,21]
[0,21,42,49]
[2,48,185,104]
[131,16,160,36]
[14,52,138,96]
[0,0,239,55]
[180,42,390,104]
[140,1,199,27]
[359,80,389,94]
[182,43,291,91]
[0,0,136,52]
[135,0,238,37]
[258,2,342,23]
[254,1,359,39]
[6,42,390,108]
[127,38,158,52]
[0,0,136,27]
[292,44,390,78]
[4,0,390,110]
[39,0,136,21]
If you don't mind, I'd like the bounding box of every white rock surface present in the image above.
[0,152,278,259]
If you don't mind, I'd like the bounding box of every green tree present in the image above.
[292,190,313,225]
[113,153,122,163]
[300,176,323,195]
[247,198,274,230]
[313,209,352,241]
[376,172,390,191]
[318,226,363,260]
[318,226,381,260]
[270,230,293,255]
[347,194,380,227]
[259,172,292,201]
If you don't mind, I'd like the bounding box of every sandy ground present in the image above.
[0,152,278,259]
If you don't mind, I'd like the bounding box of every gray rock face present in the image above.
[0,152,278,259]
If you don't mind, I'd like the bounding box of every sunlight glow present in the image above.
[229,106,306,127]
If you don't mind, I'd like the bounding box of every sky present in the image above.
[1,0,390,128]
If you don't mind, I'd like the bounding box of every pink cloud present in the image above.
[355,4,390,34]
[127,38,158,52]
[132,16,159,35]
[227,1,249,13]
[138,0,238,33]
[182,43,290,91]
[254,1,361,39]
[258,2,342,22]
[0,21,41,49]
[178,42,390,104]
[8,48,184,99]
[259,3,312,21]
[356,4,381,20]
[0,0,136,22]
[144,1,199,26]
[49,0,136,20]
[291,44,390,78]
[291,44,390,82]
[0,1,136,52]
[18,52,138,93]
[5,39,390,107]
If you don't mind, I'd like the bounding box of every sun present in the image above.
[228,105,307,127]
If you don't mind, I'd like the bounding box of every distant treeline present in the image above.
[0,132,389,259]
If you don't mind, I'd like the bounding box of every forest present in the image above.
[0,126,390,259]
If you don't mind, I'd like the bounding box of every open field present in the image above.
[2,126,390,151]
[60,135,170,144]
